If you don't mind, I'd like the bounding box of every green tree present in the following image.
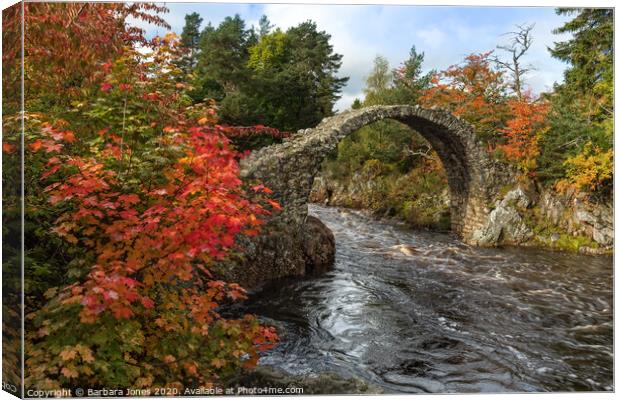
[363,56,393,105]
[362,48,433,106]
[247,29,288,70]
[391,46,433,104]
[257,14,273,38]
[246,21,348,131]
[549,8,613,94]
[538,8,613,195]
[178,12,203,72]
[190,17,347,133]
[192,15,256,103]
[283,21,348,127]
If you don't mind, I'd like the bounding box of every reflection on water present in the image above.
[243,204,613,393]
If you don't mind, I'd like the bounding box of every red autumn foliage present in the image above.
[27,113,281,388]
[40,122,277,325]
[15,3,282,389]
[1,2,169,99]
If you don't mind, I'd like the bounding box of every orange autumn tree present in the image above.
[418,52,552,175]
[496,93,550,174]
[419,52,510,143]
[8,3,282,391]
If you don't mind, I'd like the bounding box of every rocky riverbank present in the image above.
[311,173,612,255]
[310,168,451,231]
[473,181,612,254]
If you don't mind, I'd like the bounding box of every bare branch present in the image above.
[65,4,88,29]
[404,144,436,161]
[493,23,536,100]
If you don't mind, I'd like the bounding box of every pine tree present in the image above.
[549,8,613,93]
[392,46,433,104]
[257,15,273,37]
[180,12,203,70]
[538,8,613,195]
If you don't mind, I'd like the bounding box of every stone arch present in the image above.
[240,105,506,242]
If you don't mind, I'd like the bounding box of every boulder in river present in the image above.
[390,244,421,256]
[302,215,336,275]
[217,215,336,289]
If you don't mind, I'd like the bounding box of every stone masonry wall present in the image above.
[240,105,512,243]
[229,105,518,287]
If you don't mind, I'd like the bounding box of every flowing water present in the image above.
[243,204,613,393]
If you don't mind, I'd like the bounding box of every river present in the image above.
[242,204,613,393]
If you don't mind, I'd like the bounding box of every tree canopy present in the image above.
[187,15,348,133]
[538,8,613,195]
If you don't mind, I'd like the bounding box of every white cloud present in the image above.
[416,27,447,47]
[335,91,364,112]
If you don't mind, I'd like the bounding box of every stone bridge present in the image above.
[233,105,513,287]
[241,105,509,240]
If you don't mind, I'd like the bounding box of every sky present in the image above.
[136,2,573,111]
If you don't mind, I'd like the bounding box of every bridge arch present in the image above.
[241,105,504,242]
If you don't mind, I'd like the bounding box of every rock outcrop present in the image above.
[471,183,612,254]
[310,170,451,229]
[538,189,613,249]
[218,216,336,289]
[302,215,336,275]
[471,188,534,245]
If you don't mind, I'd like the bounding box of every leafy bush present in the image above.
[556,142,613,195]
[2,3,282,391]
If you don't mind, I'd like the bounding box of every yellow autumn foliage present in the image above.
[556,142,613,193]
